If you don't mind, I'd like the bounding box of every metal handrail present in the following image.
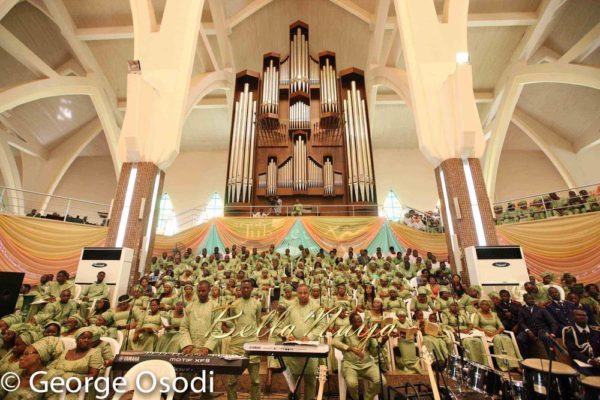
[493,183,600,205]
[0,186,109,206]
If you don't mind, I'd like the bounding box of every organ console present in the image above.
[225,21,377,215]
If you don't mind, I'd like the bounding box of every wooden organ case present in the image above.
[225,21,377,215]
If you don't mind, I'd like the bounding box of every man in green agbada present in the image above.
[332,312,387,400]
[180,280,222,356]
[227,280,263,400]
[275,284,326,400]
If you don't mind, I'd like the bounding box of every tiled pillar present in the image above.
[106,162,165,286]
[435,158,498,282]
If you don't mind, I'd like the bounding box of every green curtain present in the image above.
[367,221,404,255]
[276,219,321,257]
[197,223,225,253]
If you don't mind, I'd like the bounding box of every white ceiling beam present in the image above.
[208,0,235,71]
[482,0,567,130]
[558,22,600,64]
[511,107,576,188]
[56,58,85,76]
[117,96,227,111]
[574,113,600,153]
[42,1,118,113]
[0,75,122,174]
[529,45,561,64]
[76,23,216,41]
[328,0,373,25]
[0,132,24,214]
[199,22,219,71]
[464,12,538,27]
[0,24,58,78]
[0,114,47,158]
[226,0,274,30]
[0,0,20,21]
[376,91,494,105]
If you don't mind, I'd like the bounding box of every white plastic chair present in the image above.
[61,337,76,351]
[100,337,120,377]
[113,360,177,400]
[73,284,82,300]
[336,348,379,400]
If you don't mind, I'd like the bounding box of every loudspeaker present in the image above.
[0,272,24,318]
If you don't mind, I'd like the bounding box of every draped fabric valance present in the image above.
[2,213,599,284]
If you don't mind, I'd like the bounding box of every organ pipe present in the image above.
[343,80,374,203]
[267,159,277,196]
[310,58,320,85]
[226,82,257,203]
[261,59,279,115]
[320,59,338,113]
[291,28,308,93]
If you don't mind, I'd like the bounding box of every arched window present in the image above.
[197,192,224,224]
[381,190,403,221]
[157,193,178,235]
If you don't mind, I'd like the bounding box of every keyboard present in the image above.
[243,341,330,357]
[112,351,249,374]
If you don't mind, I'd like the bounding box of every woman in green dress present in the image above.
[386,288,406,315]
[443,303,490,367]
[158,281,178,311]
[131,286,149,312]
[416,311,451,363]
[48,327,104,400]
[4,339,62,400]
[410,288,434,313]
[473,300,520,371]
[393,310,422,374]
[131,298,163,351]
[155,300,185,352]
[113,295,138,346]
[279,285,296,310]
[62,315,85,337]
[0,330,36,377]
[180,283,197,307]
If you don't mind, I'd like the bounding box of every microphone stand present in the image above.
[501,349,513,399]
[545,340,555,400]
[451,307,467,394]
[375,339,386,400]
[119,304,134,353]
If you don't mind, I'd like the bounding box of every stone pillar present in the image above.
[106,162,164,285]
[435,158,498,280]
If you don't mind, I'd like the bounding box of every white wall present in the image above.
[372,148,439,211]
[46,156,116,224]
[494,150,567,202]
[163,150,228,214]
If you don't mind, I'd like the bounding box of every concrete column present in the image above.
[106,162,164,285]
[395,1,497,280]
[435,158,498,279]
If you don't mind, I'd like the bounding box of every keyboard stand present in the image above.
[276,355,311,400]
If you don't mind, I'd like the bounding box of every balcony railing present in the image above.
[0,186,443,235]
[492,183,600,225]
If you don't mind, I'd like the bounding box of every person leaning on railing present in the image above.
[580,189,600,212]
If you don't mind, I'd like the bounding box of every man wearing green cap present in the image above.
[227,280,263,400]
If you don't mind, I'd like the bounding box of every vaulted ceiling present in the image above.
[0,0,598,186]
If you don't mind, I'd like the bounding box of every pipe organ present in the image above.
[225,21,377,215]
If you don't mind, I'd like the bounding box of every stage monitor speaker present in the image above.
[0,272,25,318]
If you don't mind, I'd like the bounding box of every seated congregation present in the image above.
[2,245,600,399]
